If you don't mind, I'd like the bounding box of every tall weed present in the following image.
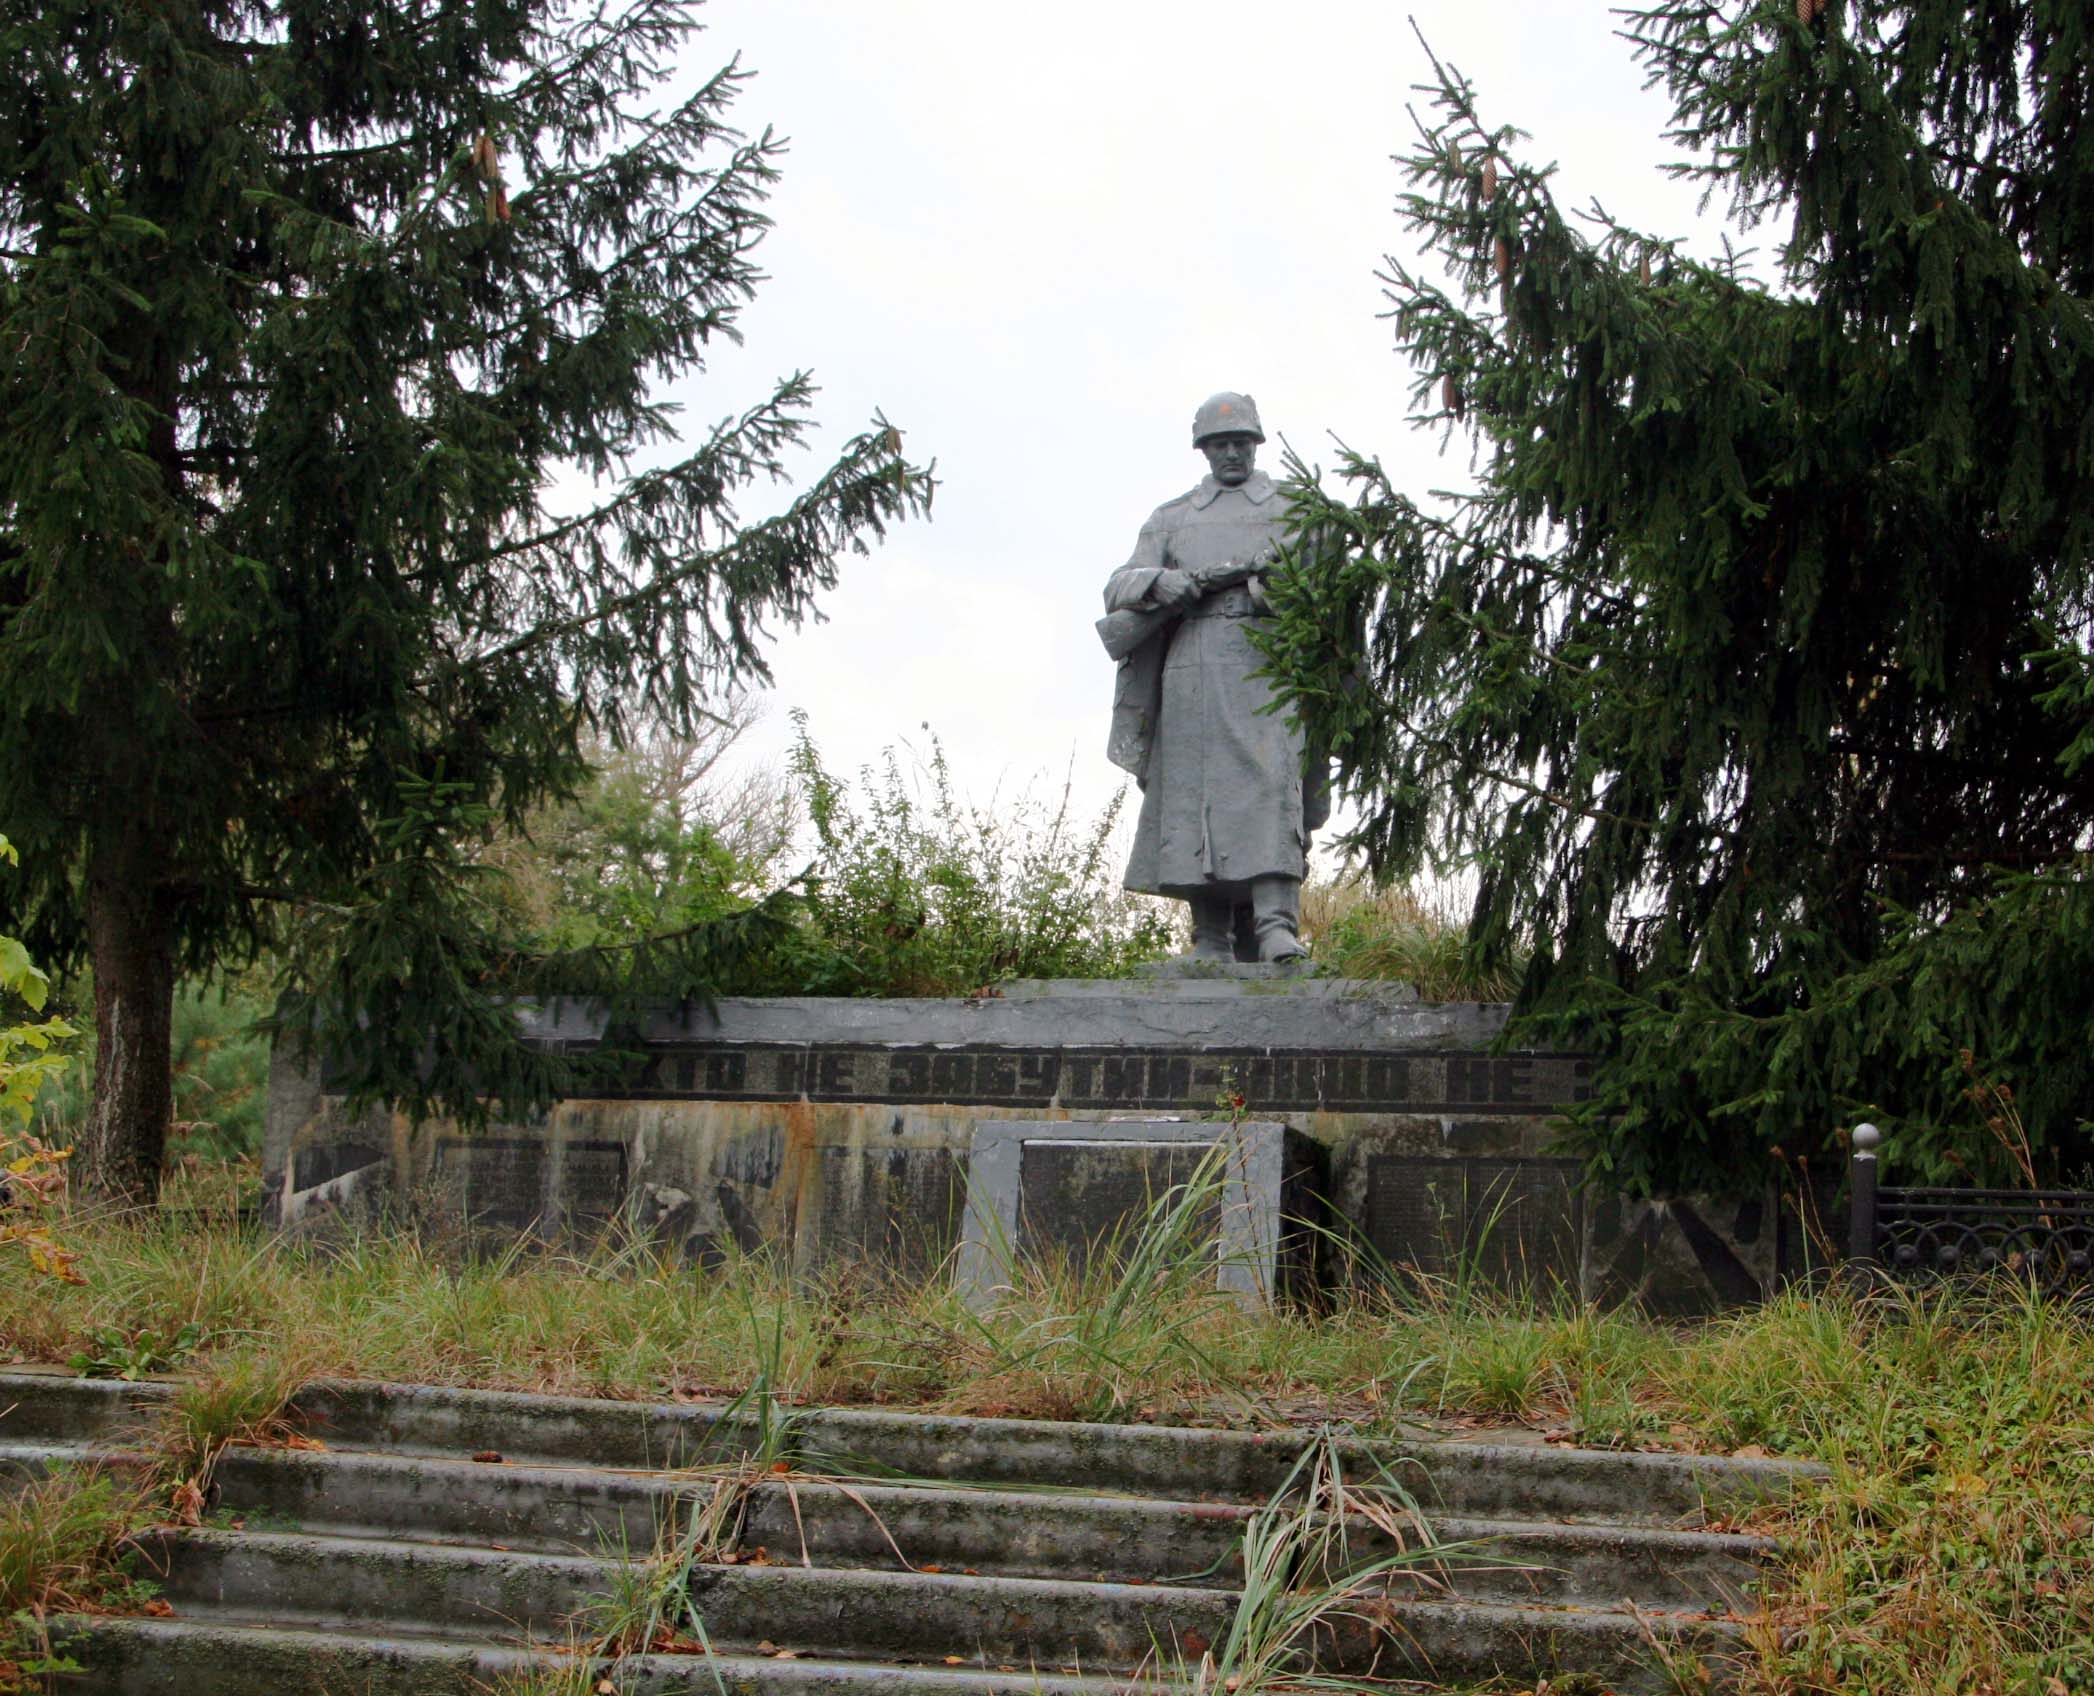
[776,714,1173,995]
[948,1142,1254,1423]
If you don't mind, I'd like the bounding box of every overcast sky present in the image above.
[664,1,1731,859]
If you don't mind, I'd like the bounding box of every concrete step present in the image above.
[0,1435,91,1483]
[141,1525,1236,1671]
[134,1524,1747,1691]
[0,1370,1816,1530]
[1,1368,1788,1693]
[1,1434,1773,1614]
[192,1443,1769,1612]
[53,1615,1131,1696]
[283,1377,1813,1528]
[0,1370,166,1444]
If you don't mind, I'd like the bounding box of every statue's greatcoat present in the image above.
[1104,469,1314,895]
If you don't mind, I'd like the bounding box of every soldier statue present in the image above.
[1098,392,1329,963]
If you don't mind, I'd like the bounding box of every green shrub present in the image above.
[476,720,794,954]
[467,713,1169,997]
[769,714,1173,995]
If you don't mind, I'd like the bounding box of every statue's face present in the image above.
[1200,433,1259,487]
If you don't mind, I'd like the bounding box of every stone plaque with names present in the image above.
[436,1137,628,1238]
[556,1141,630,1237]
[438,1136,551,1233]
[1364,1155,1584,1293]
[1016,1139,1223,1279]
[956,1119,1317,1307]
[796,1145,966,1274]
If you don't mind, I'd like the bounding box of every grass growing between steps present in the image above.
[4,1211,2093,1692]
[0,1345,311,1695]
[485,1422,1472,1696]
[1151,1427,1464,1696]
[0,1471,162,1693]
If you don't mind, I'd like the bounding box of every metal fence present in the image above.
[1848,1124,2094,1293]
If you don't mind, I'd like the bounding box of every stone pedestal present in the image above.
[261,977,1790,1311]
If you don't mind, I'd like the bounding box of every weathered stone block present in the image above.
[955,1118,1319,1307]
[1361,1154,1585,1293]
[433,1135,629,1241]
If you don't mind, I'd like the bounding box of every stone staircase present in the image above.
[0,1369,1814,1694]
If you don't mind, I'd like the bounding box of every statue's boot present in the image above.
[1251,875,1309,963]
[1189,895,1236,960]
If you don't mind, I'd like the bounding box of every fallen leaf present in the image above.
[471,1450,504,1464]
[1731,1445,1772,1460]
[943,1657,966,1666]
[141,1599,174,1618]
[773,1650,799,1660]
[168,1479,206,1526]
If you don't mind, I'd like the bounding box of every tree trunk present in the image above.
[76,844,176,1211]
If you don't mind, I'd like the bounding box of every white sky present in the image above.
[662,0,1732,855]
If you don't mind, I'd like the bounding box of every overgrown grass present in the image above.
[4,1211,2091,1691]
[0,1471,158,1687]
[0,1342,311,1694]
[1676,1280,2094,1695]
[0,1475,123,1623]
[1298,879,1522,1001]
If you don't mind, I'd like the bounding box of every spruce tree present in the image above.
[1266,2,2094,1193]
[0,0,931,1205]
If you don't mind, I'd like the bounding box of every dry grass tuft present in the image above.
[1298,877,1522,1000]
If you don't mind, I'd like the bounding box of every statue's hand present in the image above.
[1152,568,1200,610]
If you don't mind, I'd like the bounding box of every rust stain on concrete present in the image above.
[778,1098,819,1246]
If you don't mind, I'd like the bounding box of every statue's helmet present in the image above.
[1191,391,1265,446]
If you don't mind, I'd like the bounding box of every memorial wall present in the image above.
[263,977,1801,1313]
